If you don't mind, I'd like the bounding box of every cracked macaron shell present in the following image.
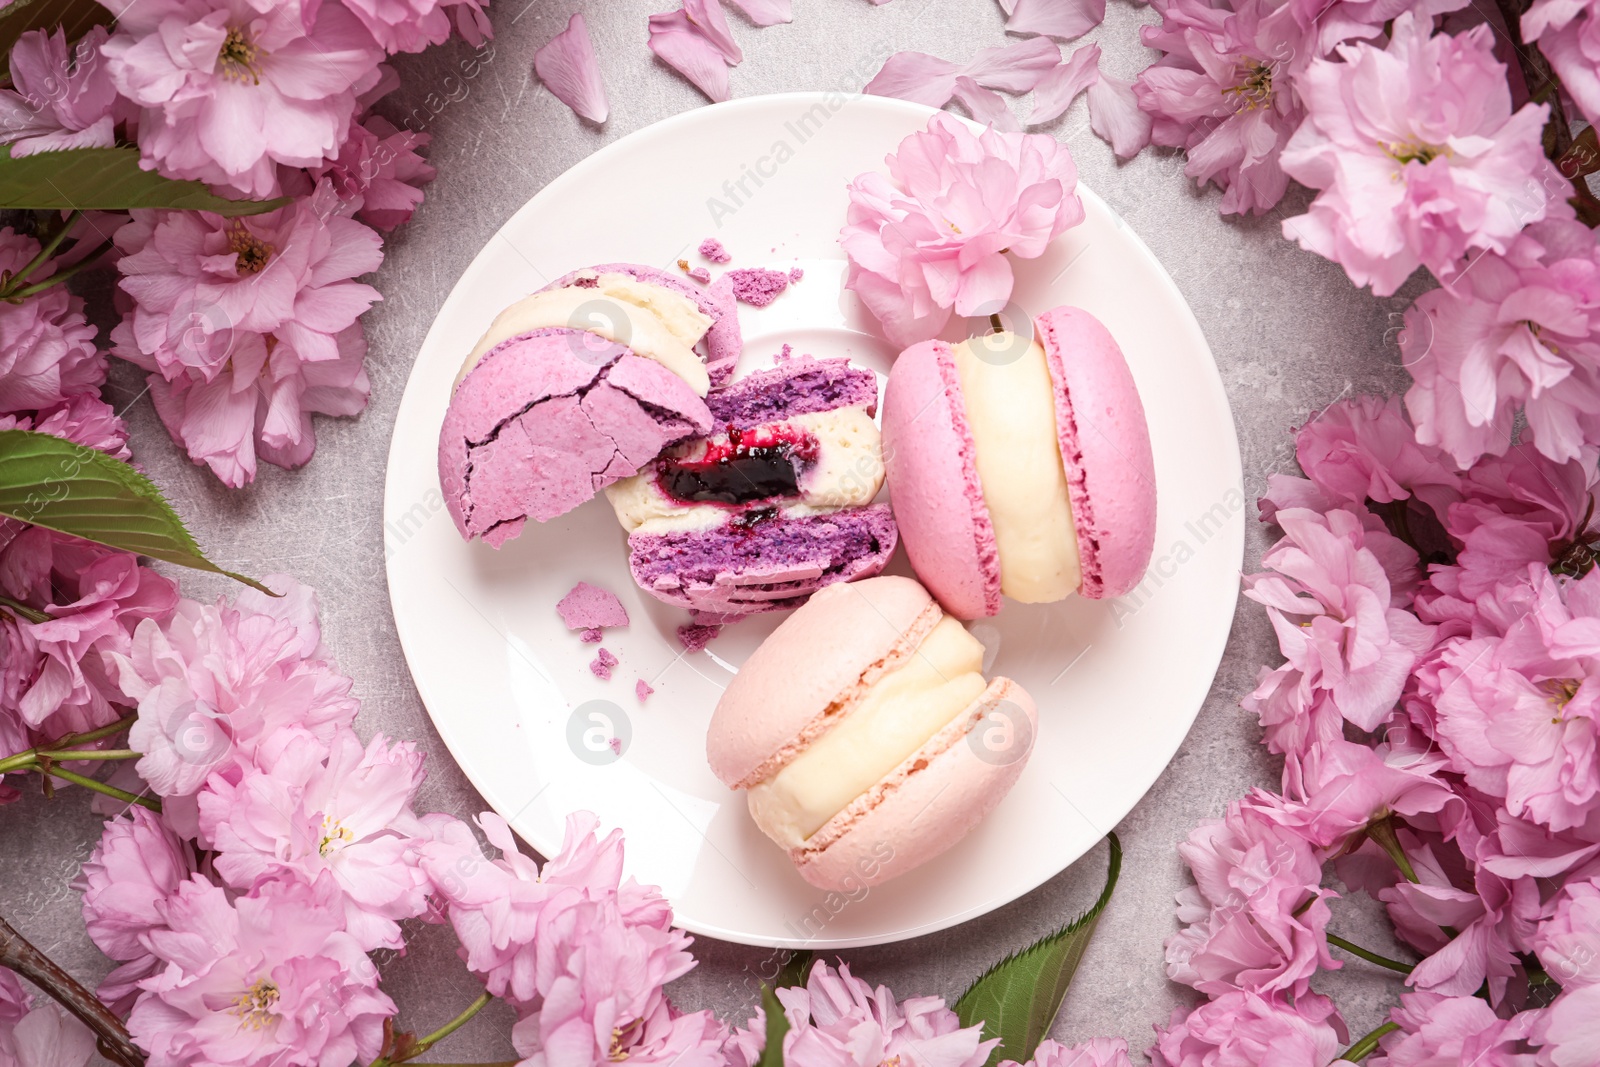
[438,327,713,545]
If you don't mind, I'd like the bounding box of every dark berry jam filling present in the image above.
[657,423,817,506]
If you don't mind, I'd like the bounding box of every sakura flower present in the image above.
[534,13,609,124]
[1241,667,1346,795]
[999,0,1107,40]
[1164,792,1338,997]
[512,995,724,1067]
[111,190,382,486]
[1401,218,1600,468]
[725,960,997,1067]
[100,0,385,198]
[1428,565,1600,831]
[1374,992,1539,1067]
[339,0,492,54]
[1245,507,1435,731]
[306,115,435,230]
[1278,14,1561,295]
[1135,0,1312,214]
[1534,984,1600,1067]
[840,114,1082,347]
[1381,856,1539,1002]
[0,970,26,1027]
[198,728,432,950]
[1273,740,1458,851]
[1532,876,1600,986]
[1523,0,1600,125]
[0,998,96,1067]
[0,395,131,461]
[0,27,120,157]
[865,38,1061,108]
[77,807,196,1013]
[127,874,395,1067]
[0,229,105,415]
[1001,1038,1135,1067]
[1149,990,1346,1067]
[1292,395,1460,521]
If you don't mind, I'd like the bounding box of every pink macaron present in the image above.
[706,575,1037,891]
[880,306,1156,619]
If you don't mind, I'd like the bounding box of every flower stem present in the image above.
[0,915,146,1067]
[1,237,115,302]
[0,210,82,297]
[370,991,494,1067]
[1326,933,1413,975]
[30,765,160,812]
[1340,1021,1399,1062]
[1365,814,1419,883]
[37,749,139,762]
[0,593,50,624]
[59,715,139,748]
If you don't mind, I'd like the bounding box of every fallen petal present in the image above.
[726,0,793,24]
[952,75,1020,131]
[533,13,609,123]
[1007,0,1107,39]
[649,13,733,101]
[1028,42,1100,124]
[864,50,962,106]
[1087,70,1151,158]
[963,36,1061,92]
[684,0,744,63]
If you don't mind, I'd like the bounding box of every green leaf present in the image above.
[0,147,289,215]
[0,0,109,82]
[955,832,1123,1067]
[0,429,272,594]
[755,985,790,1067]
[774,950,814,991]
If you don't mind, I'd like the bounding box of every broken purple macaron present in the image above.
[439,263,745,547]
[605,356,898,617]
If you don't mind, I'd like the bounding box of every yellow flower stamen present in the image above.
[232,979,279,1030]
[218,27,263,85]
[227,222,274,275]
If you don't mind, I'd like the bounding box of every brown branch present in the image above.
[1492,0,1574,159]
[0,915,145,1067]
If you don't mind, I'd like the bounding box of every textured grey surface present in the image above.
[0,0,1432,1060]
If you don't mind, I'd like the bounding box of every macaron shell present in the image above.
[706,575,941,790]
[880,341,1002,620]
[790,677,1038,891]
[1036,307,1156,600]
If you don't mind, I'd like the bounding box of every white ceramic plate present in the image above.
[384,93,1243,948]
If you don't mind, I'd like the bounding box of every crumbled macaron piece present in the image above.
[608,736,623,754]
[788,267,804,283]
[558,581,630,632]
[580,627,603,643]
[636,679,654,702]
[676,623,720,652]
[589,647,618,680]
[726,268,789,307]
[677,260,713,284]
[699,238,731,263]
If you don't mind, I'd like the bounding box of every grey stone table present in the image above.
[0,0,1434,1060]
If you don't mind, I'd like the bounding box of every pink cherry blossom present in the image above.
[1374,992,1539,1067]
[1245,507,1435,730]
[1241,667,1346,795]
[198,728,432,950]
[533,13,609,123]
[1401,218,1600,467]
[127,874,395,1067]
[1381,859,1538,1002]
[0,395,131,461]
[1278,14,1562,296]
[1134,0,1312,215]
[840,113,1082,347]
[338,0,491,54]
[1275,740,1459,848]
[1002,1038,1135,1067]
[1532,876,1600,986]
[1522,0,1600,125]
[1292,395,1460,521]
[111,188,382,486]
[76,807,196,1013]
[305,115,435,230]
[513,996,724,1067]
[1149,990,1346,1067]
[1165,792,1338,997]
[0,997,96,1067]
[100,0,385,198]
[726,960,997,1067]
[0,228,105,416]
[0,27,121,157]
[1428,565,1600,832]
[1534,984,1600,1067]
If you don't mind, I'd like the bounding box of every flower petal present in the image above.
[865,50,961,106]
[648,14,732,102]
[534,13,609,123]
[1087,70,1151,158]
[1029,42,1101,124]
[963,36,1062,92]
[952,75,1020,131]
[1007,0,1108,39]
[726,0,793,24]
[684,0,743,64]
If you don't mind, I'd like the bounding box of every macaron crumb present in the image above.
[558,581,630,632]
[726,268,789,307]
[580,627,603,643]
[636,679,654,702]
[589,647,618,680]
[776,343,794,361]
[677,258,711,284]
[676,623,720,653]
[698,238,731,263]
[608,736,622,754]
[788,267,804,283]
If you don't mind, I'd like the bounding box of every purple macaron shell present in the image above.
[628,506,898,617]
[707,356,879,429]
[548,262,742,387]
[879,341,1002,620]
[438,327,713,546]
[1036,307,1156,599]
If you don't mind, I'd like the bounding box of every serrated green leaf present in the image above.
[756,984,790,1067]
[0,0,109,82]
[0,429,272,594]
[955,833,1123,1067]
[0,147,288,215]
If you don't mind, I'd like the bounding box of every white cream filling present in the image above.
[605,407,884,534]
[746,615,986,849]
[951,332,1081,603]
[457,276,712,395]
